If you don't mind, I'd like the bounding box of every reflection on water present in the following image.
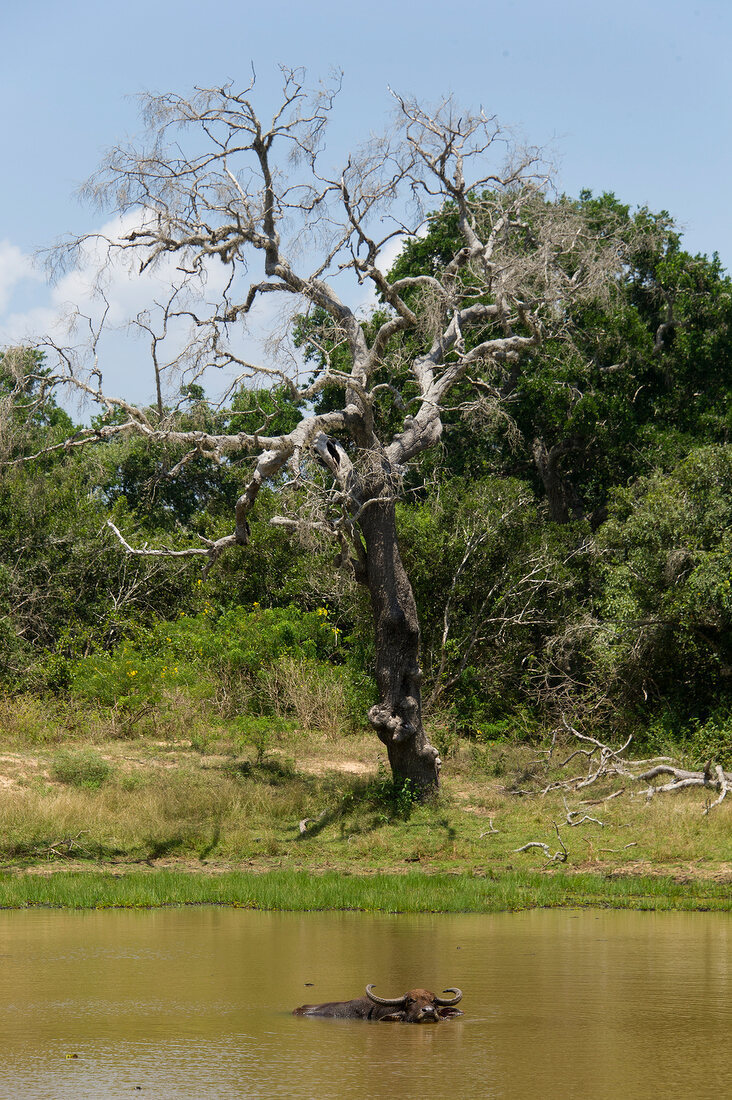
[0,904,730,1098]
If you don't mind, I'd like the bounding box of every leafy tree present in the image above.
[389,191,732,523]
[598,445,732,724]
[0,355,217,684]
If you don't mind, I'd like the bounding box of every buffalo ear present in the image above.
[379,1012,406,1022]
[437,1007,464,1019]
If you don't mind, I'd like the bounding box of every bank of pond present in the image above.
[0,868,729,912]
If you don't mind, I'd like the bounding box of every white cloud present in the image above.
[0,240,42,315]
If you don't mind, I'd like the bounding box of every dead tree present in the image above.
[546,719,732,813]
[21,70,623,794]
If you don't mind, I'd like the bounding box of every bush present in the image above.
[339,766,420,823]
[69,604,354,714]
[228,715,294,765]
[258,656,360,736]
[0,694,61,745]
[50,749,112,789]
[596,445,732,723]
[686,710,732,770]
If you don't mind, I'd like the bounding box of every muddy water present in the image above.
[1,906,730,1099]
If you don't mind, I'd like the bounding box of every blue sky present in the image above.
[1,0,730,405]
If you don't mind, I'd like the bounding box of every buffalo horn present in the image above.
[365,985,407,1007]
[434,988,463,1006]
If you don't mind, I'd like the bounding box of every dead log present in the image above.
[554,719,732,813]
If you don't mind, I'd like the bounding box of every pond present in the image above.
[1,906,730,1098]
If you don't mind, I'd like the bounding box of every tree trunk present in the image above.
[532,437,584,524]
[357,498,441,796]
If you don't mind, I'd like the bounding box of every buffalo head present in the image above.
[365,985,463,1022]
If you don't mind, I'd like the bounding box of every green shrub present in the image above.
[686,710,732,769]
[229,715,292,765]
[69,604,350,719]
[50,749,112,789]
[339,766,420,823]
[0,694,61,745]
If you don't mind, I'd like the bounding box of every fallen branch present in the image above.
[563,797,606,828]
[579,789,625,806]
[514,823,568,863]
[0,831,96,866]
[553,719,732,813]
[704,765,731,815]
[636,761,732,805]
[298,810,328,835]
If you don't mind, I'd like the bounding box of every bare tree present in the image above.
[26,69,622,794]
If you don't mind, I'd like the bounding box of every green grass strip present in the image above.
[0,869,729,912]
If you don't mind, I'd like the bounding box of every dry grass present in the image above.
[0,710,729,882]
[258,656,356,737]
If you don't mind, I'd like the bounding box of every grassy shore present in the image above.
[1,868,730,912]
[0,706,730,910]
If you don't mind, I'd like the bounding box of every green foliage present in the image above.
[229,715,291,765]
[398,476,596,730]
[71,603,340,699]
[69,603,367,734]
[597,446,732,721]
[338,766,420,823]
[3,184,732,757]
[685,710,732,769]
[388,191,732,518]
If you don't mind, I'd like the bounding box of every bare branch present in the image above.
[515,824,568,863]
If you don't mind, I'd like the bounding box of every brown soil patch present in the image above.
[569,858,732,884]
[11,855,732,884]
[298,759,375,777]
[0,751,42,788]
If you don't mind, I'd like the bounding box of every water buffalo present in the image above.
[293,984,463,1022]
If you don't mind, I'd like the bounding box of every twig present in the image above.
[579,789,625,805]
[563,797,605,828]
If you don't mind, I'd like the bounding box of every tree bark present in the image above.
[532,437,584,524]
[357,496,441,796]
